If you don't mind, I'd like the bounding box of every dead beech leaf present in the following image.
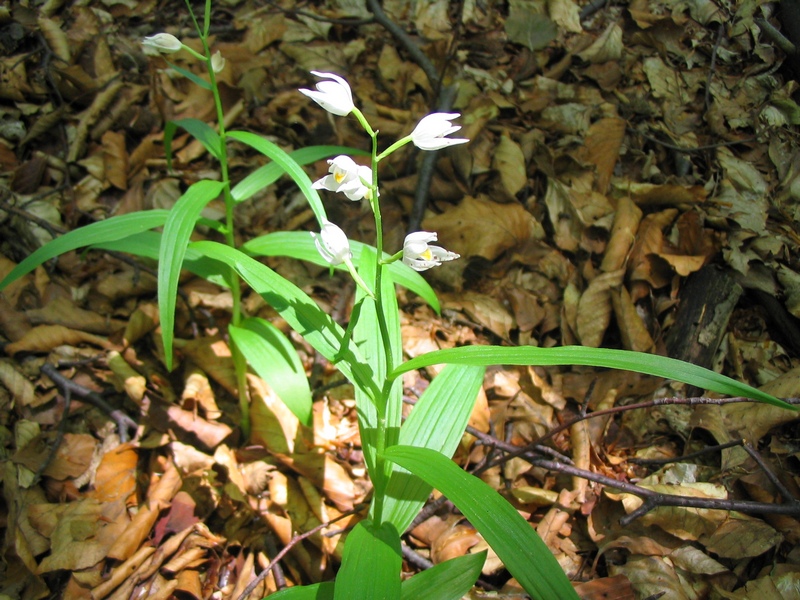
[102,130,128,190]
[612,286,654,352]
[107,351,146,404]
[627,208,678,285]
[25,296,126,335]
[576,269,624,347]
[601,197,643,272]
[656,252,706,276]
[700,514,781,558]
[422,195,544,261]
[180,337,237,396]
[630,183,708,207]
[6,325,111,355]
[544,179,583,252]
[0,359,35,406]
[493,133,527,199]
[38,17,70,63]
[89,443,138,505]
[577,117,626,193]
[442,291,515,340]
[249,375,298,455]
[281,452,355,512]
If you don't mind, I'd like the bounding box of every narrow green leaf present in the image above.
[92,230,232,288]
[230,318,313,426]
[334,520,401,600]
[159,180,225,371]
[166,61,212,90]
[0,210,170,291]
[384,446,579,600]
[164,118,221,168]
[267,583,334,599]
[227,131,327,225]
[389,346,792,409]
[400,551,486,600]
[231,145,368,204]
[242,232,441,314]
[380,364,485,533]
[189,241,381,400]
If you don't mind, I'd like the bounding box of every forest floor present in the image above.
[1,0,800,598]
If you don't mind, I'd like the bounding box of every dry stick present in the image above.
[464,396,800,523]
[41,362,138,443]
[634,129,757,153]
[236,504,367,600]
[704,23,725,113]
[741,440,800,505]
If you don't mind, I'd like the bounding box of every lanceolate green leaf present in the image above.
[0,210,170,291]
[400,551,487,600]
[384,446,579,600]
[242,231,441,313]
[189,241,380,400]
[227,131,327,225]
[380,364,485,533]
[164,118,221,168]
[166,61,212,90]
[159,180,226,371]
[333,520,401,600]
[267,583,334,599]
[389,346,791,409]
[231,145,368,203]
[230,318,313,426]
[92,230,232,288]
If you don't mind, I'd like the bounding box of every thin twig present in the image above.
[704,23,725,113]
[634,129,757,153]
[741,440,800,505]
[41,363,138,443]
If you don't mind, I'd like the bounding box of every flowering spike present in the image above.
[411,113,469,151]
[299,71,355,117]
[402,231,460,271]
[211,51,226,73]
[142,33,183,55]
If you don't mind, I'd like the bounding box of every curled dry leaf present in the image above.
[612,286,655,352]
[576,269,625,347]
[601,197,643,272]
[6,324,112,355]
[0,359,35,406]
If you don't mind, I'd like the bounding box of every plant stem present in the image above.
[189,0,250,438]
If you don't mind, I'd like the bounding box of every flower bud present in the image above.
[142,33,183,55]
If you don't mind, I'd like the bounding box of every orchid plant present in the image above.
[0,2,793,599]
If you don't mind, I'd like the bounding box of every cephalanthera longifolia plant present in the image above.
[1,2,794,598]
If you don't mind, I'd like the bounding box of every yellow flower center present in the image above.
[421,248,432,260]
[335,172,346,183]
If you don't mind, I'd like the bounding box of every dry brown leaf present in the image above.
[37,17,70,63]
[107,350,146,404]
[577,117,625,193]
[601,197,643,272]
[422,195,544,261]
[442,291,515,340]
[0,359,35,406]
[89,443,138,505]
[102,130,129,190]
[492,133,527,200]
[576,269,624,347]
[25,296,126,335]
[179,337,237,396]
[612,286,655,352]
[281,452,355,512]
[6,324,112,355]
[249,374,299,455]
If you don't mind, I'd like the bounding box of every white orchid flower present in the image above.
[410,113,469,151]
[211,51,226,73]
[142,33,183,55]
[402,231,460,271]
[313,155,373,201]
[311,221,352,266]
[299,71,355,117]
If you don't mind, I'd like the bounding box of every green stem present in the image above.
[186,0,250,438]
[376,135,412,162]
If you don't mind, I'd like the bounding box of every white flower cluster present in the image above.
[302,72,463,272]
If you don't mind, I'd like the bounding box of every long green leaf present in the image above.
[384,446,579,600]
[333,520,401,600]
[92,230,232,288]
[267,583,334,599]
[227,131,327,225]
[242,232,441,313]
[389,346,791,409]
[380,364,485,533]
[189,241,380,400]
[164,118,221,168]
[400,551,486,600]
[0,210,170,291]
[230,318,313,426]
[166,61,212,90]
[159,180,225,370]
[231,145,368,203]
